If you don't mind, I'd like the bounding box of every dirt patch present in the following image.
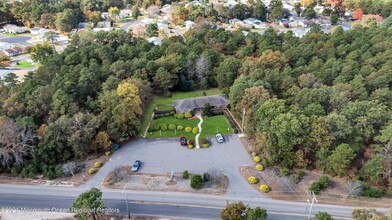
[104,168,228,195]
[0,155,109,187]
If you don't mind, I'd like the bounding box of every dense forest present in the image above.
[0,2,392,195]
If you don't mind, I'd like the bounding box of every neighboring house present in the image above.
[3,47,23,57]
[0,42,14,51]
[101,12,110,20]
[243,18,267,29]
[120,9,132,18]
[291,28,310,38]
[242,30,249,36]
[184,20,196,30]
[173,94,229,113]
[185,1,202,8]
[161,4,172,14]
[30,28,49,36]
[314,5,324,14]
[94,21,113,32]
[157,22,170,34]
[140,17,154,25]
[3,24,26,34]
[224,0,238,8]
[78,22,93,29]
[288,21,299,27]
[131,22,147,37]
[318,19,332,28]
[299,20,312,28]
[147,36,163,46]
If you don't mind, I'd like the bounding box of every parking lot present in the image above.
[84,135,259,197]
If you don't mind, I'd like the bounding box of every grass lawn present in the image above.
[139,88,221,137]
[15,60,34,68]
[199,115,233,141]
[146,116,200,140]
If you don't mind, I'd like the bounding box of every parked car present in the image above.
[216,134,224,143]
[131,160,142,172]
[180,136,187,146]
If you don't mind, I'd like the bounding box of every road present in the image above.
[0,184,389,219]
[121,20,136,31]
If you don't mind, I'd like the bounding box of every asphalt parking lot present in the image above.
[84,135,259,197]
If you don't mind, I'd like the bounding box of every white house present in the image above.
[119,9,132,18]
[314,5,324,14]
[30,28,49,36]
[291,28,310,38]
[147,37,163,46]
[184,20,196,30]
[229,18,241,25]
[0,42,14,51]
[243,18,267,29]
[161,4,172,14]
[3,47,23,57]
[3,24,26,34]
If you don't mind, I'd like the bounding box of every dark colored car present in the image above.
[131,160,142,172]
[180,136,187,146]
[216,134,224,143]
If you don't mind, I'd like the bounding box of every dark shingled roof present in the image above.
[173,94,229,113]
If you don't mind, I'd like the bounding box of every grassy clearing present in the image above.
[139,88,221,137]
[199,115,233,141]
[146,116,200,140]
[15,60,34,68]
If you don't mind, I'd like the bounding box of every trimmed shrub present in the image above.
[362,185,383,198]
[202,143,209,148]
[185,111,192,118]
[94,161,103,168]
[105,151,111,156]
[192,127,199,134]
[253,156,261,163]
[190,174,203,189]
[177,125,184,130]
[309,175,330,194]
[177,113,184,119]
[203,172,210,182]
[160,124,168,131]
[187,139,194,145]
[183,170,189,179]
[185,127,192,133]
[153,125,160,131]
[188,144,194,149]
[252,152,257,157]
[200,138,208,144]
[168,124,176,130]
[88,168,97,175]
[248,176,258,184]
[259,184,269,192]
[256,164,263,171]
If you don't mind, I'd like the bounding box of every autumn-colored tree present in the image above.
[91,131,112,152]
[300,0,313,6]
[259,50,288,69]
[327,0,343,6]
[352,8,363,20]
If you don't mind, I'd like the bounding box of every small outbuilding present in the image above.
[173,94,229,113]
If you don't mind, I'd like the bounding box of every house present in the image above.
[3,24,26,34]
[299,20,312,28]
[101,12,110,20]
[229,18,241,25]
[288,21,299,27]
[3,47,23,57]
[291,28,310,38]
[140,17,154,25]
[314,5,324,14]
[185,1,202,8]
[0,42,14,51]
[184,20,196,30]
[173,94,229,113]
[93,21,113,32]
[224,0,238,8]
[119,9,132,18]
[30,28,49,36]
[147,37,163,45]
[161,4,172,14]
[131,22,147,37]
[318,19,332,28]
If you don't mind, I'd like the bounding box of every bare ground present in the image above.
[104,167,228,195]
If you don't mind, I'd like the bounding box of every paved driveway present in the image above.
[83,135,260,197]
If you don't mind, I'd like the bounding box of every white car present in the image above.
[216,134,224,143]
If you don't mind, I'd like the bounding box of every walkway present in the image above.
[194,111,203,149]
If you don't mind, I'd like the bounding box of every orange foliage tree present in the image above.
[352,8,363,20]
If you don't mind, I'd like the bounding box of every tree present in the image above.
[146,23,158,37]
[88,11,101,26]
[331,13,339,24]
[315,212,333,220]
[246,207,267,220]
[108,7,120,21]
[220,202,247,220]
[194,55,211,86]
[269,0,284,21]
[190,174,203,189]
[253,1,267,21]
[353,8,363,20]
[30,43,55,64]
[202,102,213,117]
[304,6,316,19]
[0,54,9,68]
[215,57,241,89]
[294,3,302,16]
[328,144,356,177]
[91,131,112,152]
[152,67,179,95]
[40,13,53,28]
[72,187,105,220]
[131,6,139,19]
[55,9,79,33]
[147,5,160,18]
[360,154,384,184]
[61,161,78,176]
[352,209,386,220]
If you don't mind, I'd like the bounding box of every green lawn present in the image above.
[139,88,221,137]
[146,116,200,140]
[16,60,34,68]
[199,115,233,141]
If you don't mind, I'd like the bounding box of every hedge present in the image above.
[188,144,194,149]
[253,156,261,163]
[248,176,258,184]
[153,125,160,131]
[88,168,97,175]
[160,124,168,131]
[168,124,176,130]
[94,161,103,168]
[259,184,269,192]
[256,164,263,171]
[190,174,203,189]
[177,113,184,119]
[183,170,189,179]
[192,127,199,134]
[185,111,192,118]
[185,127,192,133]
[177,125,184,130]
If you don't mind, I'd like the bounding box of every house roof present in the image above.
[173,94,229,113]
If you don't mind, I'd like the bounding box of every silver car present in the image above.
[216,134,224,143]
[131,160,142,172]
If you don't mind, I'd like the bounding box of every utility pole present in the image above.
[307,191,318,220]
[241,108,246,131]
[122,184,130,219]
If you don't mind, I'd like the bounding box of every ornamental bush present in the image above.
[183,170,189,179]
[88,168,97,175]
[94,161,103,168]
[253,156,261,163]
[105,151,111,156]
[168,124,176,130]
[185,111,192,118]
[187,139,194,145]
[153,125,160,131]
[177,125,184,130]
[309,175,330,194]
[160,124,168,131]
[177,113,184,119]
[200,138,208,144]
[248,176,258,184]
[259,184,269,192]
[188,144,194,149]
[185,127,192,132]
[192,127,199,134]
[256,164,264,171]
[190,174,203,189]
[203,172,210,182]
[202,143,209,147]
